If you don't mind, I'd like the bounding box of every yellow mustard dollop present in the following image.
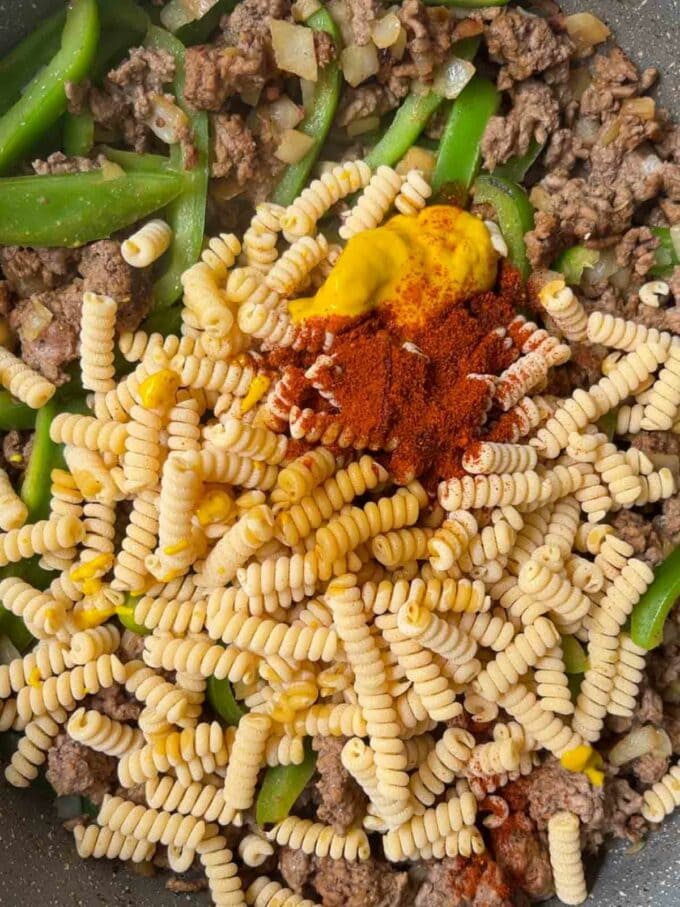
[288,205,498,329]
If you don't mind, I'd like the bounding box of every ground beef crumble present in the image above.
[46,735,117,804]
[211,113,260,182]
[485,7,574,91]
[311,735,367,833]
[482,80,560,172]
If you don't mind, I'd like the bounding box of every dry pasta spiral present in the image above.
[152,451,202,577]
[0,345,55,407]
[518,560,592,631]
[539,280,588,342]
[197,835,245,906]
[167,392,202,452]
[457,609,516,652]
[73,824,155,863]
[281,160,371,238]
[50,412,128,456]
[112,490,159,592]
[0,515,84,567]
[473,617,559,701]
[394,169,432,216]
[273,448,336,504]
[438,471,544,511]
[198,448,278,490]
[182,262,235,336]
[265,234,329,296]
[144,635,258,685]
[641,763,680,823]
[221,713,271,823]
[68,625,120,664]
[497,684,582,758]
[239,834,275,868]
[427,511,477,571]
[121,218,173,267]
[199,504,275,587]
[243,204,284,273]
[408,728,475,807]
[134,595,207,636]
[639,345,680,430]
[397,602,479,683]
[608,634,647,718]
[206,417,287,465]
[0,577,66,639]
[535,645,573,715]
[586,310,675,353]
[467,737,522,776]
[175,354,255,394]
[547,811,587,906]
[267,817,370,862]
[339,166,403,239]
[145,776,227,823]
[98,795,208,849]
[80,292,117,393]
[124,662,198,726]
[372,527,433,568]
[67,707,142,757]
[462,442,538,475]
[382,792,478,862]
[0,641,71,697]
[0,467,27,530]
[4,708,66,787]
[201,233,241,281]
[246,877,318,907]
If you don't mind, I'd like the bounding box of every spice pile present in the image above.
[270,263,525,484]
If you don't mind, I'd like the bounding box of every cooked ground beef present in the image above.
[32,151,103,175]
[631,753,670,785]
[84,683,141,722]
[489,811,553,901]
[526,758,604,839]
[211,113,261,183]
[337,84,403,126]
[346,0,381,46]
[311,736,367,833]
[78,240,153,330]
[610,510,665,566]
[580,47,657,119]
[9,281,84,383]
[485,7,573,91]
[543,126,587,176]
[0,246,79,297]
[414,855,516,907]
[616,227,660,277]
[279,847,314,894]
[46,735,117,804]
[482,81,560,172]
[1,430,32,474]
[589,116,663,198]
[397,0,454,82]
[312,856,411,907]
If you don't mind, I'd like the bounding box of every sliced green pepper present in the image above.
[256,740,317,825]
[142,304,184,336]
[0,9,66,117]
[0,393,36,432]
[63,113,95,157]
[272,6,342,206]
[597,409,617,441]
[562,635,588,674]
[98,146,172,173]
[631,545,680,650]
[432,73,499,198]
[472,174,534,279]
[492,138,544,182]
[553,245,600,286]
[649,227,680,279]
[117,595,152,636]
[0,0,100,175]
[0,607,34,653]
[368,36,479,173]
[165,0,238,45]
[146,26,210,309]
[93,0,150,80]
[20,400,62,522]
[207,676,246,726]
[0,169,184,247]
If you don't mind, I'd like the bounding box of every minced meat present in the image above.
[32,151,103,175]
[211,113,260,183]
[311,735,367,833]
[46,735,117,804]
[489,811,553,901]
[485,7,573,90]
[580,47,657,119]
[526,758,604,840]
[414,855,515,907]
[312,856,411,907]
[397,0,454,82]
[616,227,661,277]
[346,0,381,46]
[1,431,32,474]
[78,239,153,330]
[279,847,314,894]
[482,81,560,172]
[0,246,79,297]
[84,683,141,722]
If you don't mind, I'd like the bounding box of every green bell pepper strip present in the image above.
[168,0,238,45]
[0,9,66,116]
[256,740,317,825]
[367,36,480,173]
[597,409,617,441]
[631,545,680,650]
[20,400,62,522]
[271,7,342,207]
[649,227,680,279]
[98,146,172,173]
[553,245,600,286]
[472,174,534,280]
[207,676,246,726]
[0,608,34,653]
[432,73,499,197]
[92,1,150,81]
[562,635,588,674]
[0,0,100,175]
[492,138,544,182]
[142,304,184,336]
[0,169,184,248]
[146,26,210,309]
[117,595,152,636]
[0,393,36,431]
[63,113,95,157]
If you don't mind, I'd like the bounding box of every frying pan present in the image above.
[0,1,678,904]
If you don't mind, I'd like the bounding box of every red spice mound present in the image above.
[269,263,529,484]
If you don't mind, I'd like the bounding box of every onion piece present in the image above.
[271,20,318,82]
[267,96,305,133]
[396,146,436,178]
[341,43,380,87]
[101,159,125,181]
[574,115,600,146]
[609,725,672,767]
[582,248,618,289]
[20,299,53,341]
[145,93,190,145]
[160,0,219,32]
[275,128,316,164]
[371,12,402,49]
[432,54,476,101]
[326,0,354,47]
[346,115,380,138]
[620,96,657,121]
[565,13,611,53]
[292,0,321,22]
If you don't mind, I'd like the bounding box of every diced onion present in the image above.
[371,12,402,49]
[160,0,219,32]
[565,13,611,53]
[20,299,53,341]
[396,146,436,178]
[346,115,380,138]
[326,0,354,47]
[101,159,125,181]
[292,0,321,22]
[574,116,600,146]
[582,248,618,288]
[267,96,304,132]
[609,725,672,767]
[275,129,316,164]
[391,26,407,61]
[671,225,680,258]
[568,65,593,101]
[271,20,318,82]
[341,44,380,88]
[529,185,552,213]
[145,93,190,145]
[432,54,476,101]
[620,97,657,121]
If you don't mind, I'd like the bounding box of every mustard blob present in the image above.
[288,205,498,329]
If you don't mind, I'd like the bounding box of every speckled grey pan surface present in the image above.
[0,0,679,904]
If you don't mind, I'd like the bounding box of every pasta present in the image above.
[16,654,126,721]
[5,708,67,787]
[394,169,432,216]
[267,817,370,861]
[0,577,67,640]
[281,160,371,238]
[201,233,241,281]
[0,466,28,530]
[547,811,587,906]
[539,280,588,342]
[472,617,560,701]
[265,234,329,296]
[641,763,680,823]
[273,448,337,504]
[73,824,155,863]
[243,204,284,273]
[408,728,475,807]
[199,504,275,586]
[198,835,246,906]
[246,877,319,907]
[382,792,478,862]
[97,795,208,849]
[121,219,173,267]
[221,713,272,823]
[0,345,55,407]
[80,292,117,393]
[339,165,403,239]
[0,641,72,697]
[67,707,142,757]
